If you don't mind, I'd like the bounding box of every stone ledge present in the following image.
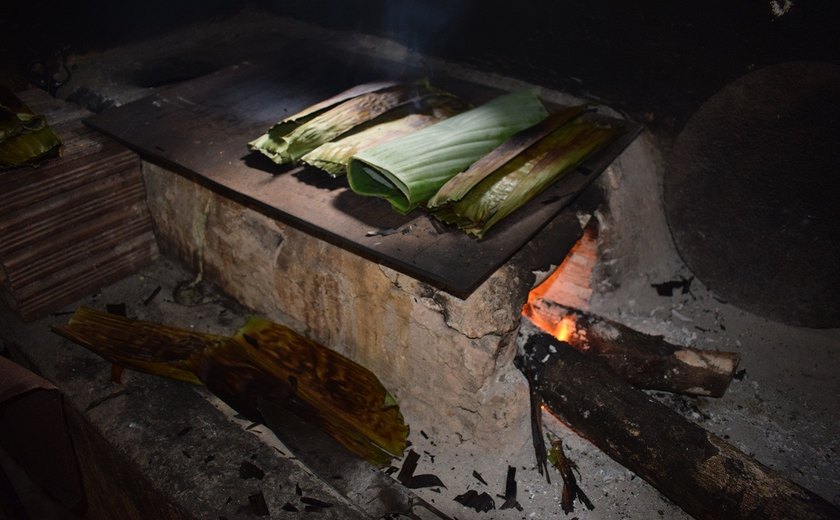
[0,259,367,519]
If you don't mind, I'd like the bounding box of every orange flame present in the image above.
[553,315,576,343]
[522,299,578,344]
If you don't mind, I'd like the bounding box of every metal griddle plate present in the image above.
[86,51,640,298]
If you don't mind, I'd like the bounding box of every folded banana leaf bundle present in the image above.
[249,81,625,238]
[347,89,549,214]
[1,85,61,170]
[53,307,409,466]
[248,80,467,167]
[301,97,467,176]
[429,109,624,238]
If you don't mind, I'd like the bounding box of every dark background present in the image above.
[3,0,839,143]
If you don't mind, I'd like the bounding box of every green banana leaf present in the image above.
[301,95,468,176]
[434,119,622,238]
[248,81,454,165]
[346,90,549,214]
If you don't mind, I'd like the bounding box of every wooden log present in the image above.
[524,220,738,397]
[526,333,840,520]
[522,304,739,397]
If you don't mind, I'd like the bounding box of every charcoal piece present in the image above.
[651,276,693,296]
[396,450,420,484]
[143,285,161,306]
[282,502,299,512]
[498,465,522,511]
[239,460,265,480]
[397,450,445,489]
[404,474,446,489]
[420,430,429,439]
[454,490,495,512]
[301,496,333,508]
[384,466,399,476]
[472,470,487,485]
[247,491,270,516]
[106,303,126,316]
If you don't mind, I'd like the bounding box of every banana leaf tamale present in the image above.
[248,81,399,157]
[52,307,409,466]
[1,85,61,169]
[248,81,459,165]
[301,95,469,176]
[346,90,549,214]
[426,106,587,208]
[433,118,623,238]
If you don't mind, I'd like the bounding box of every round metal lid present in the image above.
[665,62,840,328]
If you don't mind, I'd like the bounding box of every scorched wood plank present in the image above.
[85,56,640,297]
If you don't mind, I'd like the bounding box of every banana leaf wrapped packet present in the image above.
[1,85,61,170]
[248,80,465,168]
[429,108,623,238]
[346,90,549,214]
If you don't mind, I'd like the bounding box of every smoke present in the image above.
[376,0,473,54]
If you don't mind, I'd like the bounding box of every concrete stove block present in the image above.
[142,162,533,451]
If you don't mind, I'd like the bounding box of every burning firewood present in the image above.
[523,303,740,397]
[52,306,408,466]
[524,221,739,397]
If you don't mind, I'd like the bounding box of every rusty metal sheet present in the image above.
[86,56,640,298]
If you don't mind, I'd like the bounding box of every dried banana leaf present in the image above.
[52,307,409,466]
[301,95,468,176]
[427,105,586,208]
[249,81,399,153]
[1,85,61,169]
[346,90,549,214]
[248,80,454,165]
[434,119,622,238]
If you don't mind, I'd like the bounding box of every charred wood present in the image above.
[528,334,839,520]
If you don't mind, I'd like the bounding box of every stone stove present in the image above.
[77,39,641,453]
